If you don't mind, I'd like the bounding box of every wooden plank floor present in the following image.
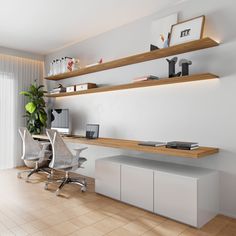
[0,168,235,235]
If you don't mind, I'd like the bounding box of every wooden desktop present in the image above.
[33,134,219,159]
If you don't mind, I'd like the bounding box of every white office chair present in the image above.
[18,127,51,182]
[45,129,87,196]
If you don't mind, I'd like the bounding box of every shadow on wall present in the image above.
[206,6,236,43]
[189,40,236,78]
[71,110,88,134]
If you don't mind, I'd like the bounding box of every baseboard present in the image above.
[219,211,236,219]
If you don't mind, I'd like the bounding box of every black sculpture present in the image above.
[166,57,181,78]
[150,44,159,51]
[179,59,192,76]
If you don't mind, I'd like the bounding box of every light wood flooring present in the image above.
[0,168,235,236]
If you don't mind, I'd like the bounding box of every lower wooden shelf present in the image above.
[33,134,219,158]
[45,73,219,98]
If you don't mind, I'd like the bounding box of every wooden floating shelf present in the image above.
[45,73,219,98]
[33,135,219,158]
[45,38,219,81]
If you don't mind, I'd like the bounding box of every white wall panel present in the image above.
[45,0,236,217]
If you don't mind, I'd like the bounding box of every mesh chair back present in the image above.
[18,127,41,160]
[46,129,73,168]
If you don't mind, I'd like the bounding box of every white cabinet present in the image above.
[95,160,120,200]
[95,156,218,228]
[154,170,218,228]
[121,165,153,211]
[154,171,197,226]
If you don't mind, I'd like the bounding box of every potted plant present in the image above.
[20,83,47,135]
[20,83,48,167]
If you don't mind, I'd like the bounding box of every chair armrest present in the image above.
[74,147,88,157]
[71,155,87,168]
[40,142,50,148]
[78,157,87,164]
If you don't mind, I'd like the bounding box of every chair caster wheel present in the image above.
[17,173,22,179]
[81,186,87,192]
[56,189,61,196]
[44,183,49,190]
[25,177,30,183]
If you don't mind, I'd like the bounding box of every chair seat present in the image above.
[45,129,89,195]
[24,156,40,161]
[52,164,74,171]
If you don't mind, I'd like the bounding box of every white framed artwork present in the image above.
[169,15,205,46]
[151,13,178,49]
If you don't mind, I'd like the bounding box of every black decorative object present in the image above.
[179,59,192,76]
[86,124,99,139]
[166,57,181,78]
[150,44,159,51]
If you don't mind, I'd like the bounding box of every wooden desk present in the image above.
[33,134,219,159]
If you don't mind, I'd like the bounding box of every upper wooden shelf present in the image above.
[33,134,219,158]
[45,38,219,81]
[45,73,219,98]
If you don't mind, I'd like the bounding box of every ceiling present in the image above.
[0,0,182,55]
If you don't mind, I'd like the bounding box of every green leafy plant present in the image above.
[20,84,47,134]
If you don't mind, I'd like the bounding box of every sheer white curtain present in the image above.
[0,54,44,169]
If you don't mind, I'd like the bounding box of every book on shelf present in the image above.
[138,141,166,147]
[133,75,159,83]
[51,88,62,92]
[49,87,66,94]
[49,91,60,94]
[166,141,199,150]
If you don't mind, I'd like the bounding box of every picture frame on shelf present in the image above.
[169,15,205,47]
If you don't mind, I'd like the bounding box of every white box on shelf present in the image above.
[66,86,75,93]
[75,83,97,92]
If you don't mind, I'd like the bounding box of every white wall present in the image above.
[0,46,44,61]
[45,0,236,217]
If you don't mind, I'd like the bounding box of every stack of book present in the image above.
[166,141,199,150]
[49,87,66,94]
[133,75,159,83]
[138,141,166,147]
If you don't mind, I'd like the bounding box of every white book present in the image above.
[138,141,166,147]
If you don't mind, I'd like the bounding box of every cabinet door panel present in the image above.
[154,171,197,226]
[95,160,120,200]
[121,165,153,211]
